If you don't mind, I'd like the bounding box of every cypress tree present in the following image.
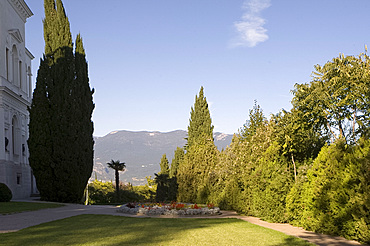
[177,86,218,203]
[73,34,95,200]
[159,154,170,175]
[155,154,177,202]
[186,86,214,148]
[28,0,94,203]
[170,147,184,178]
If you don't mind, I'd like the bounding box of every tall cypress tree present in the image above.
[177,86,218,203]
[28,0,94,203]
[186,86,214,148]
[159,154,170,175]
[170,147,184,178]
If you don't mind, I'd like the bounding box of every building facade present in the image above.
[0,0,36,199]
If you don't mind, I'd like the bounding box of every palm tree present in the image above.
[107,160,126,202]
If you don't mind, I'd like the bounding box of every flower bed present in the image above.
[117,202,221,216]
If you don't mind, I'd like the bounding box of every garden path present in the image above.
[0,201,365,246]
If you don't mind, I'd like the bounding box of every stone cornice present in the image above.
[25,48,34,60]
[8,0,33,23]
[0,86,31,108]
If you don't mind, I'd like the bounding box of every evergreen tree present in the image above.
[240,100,265,140]
[170,147,184,178]
[159,154,169,175]
[28,0,94,203]
[155,154,177,201]
[186,86,214,148]
[177,86,218,203]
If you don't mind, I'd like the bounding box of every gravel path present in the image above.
[0,202,365,246]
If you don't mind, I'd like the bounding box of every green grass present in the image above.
[0,215,314,246]
[0,202,64,214]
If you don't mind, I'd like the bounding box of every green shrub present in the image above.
[155,174,177,202]
[0,183,12,202]
[88,180,156,204]
[300,139,370,244]
[286,161,312,226]
[88,180,115,204]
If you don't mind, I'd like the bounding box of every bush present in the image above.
[0,183,12,202]
[299,139,370,244]
[88,180,115,204]
[88,180,156,205]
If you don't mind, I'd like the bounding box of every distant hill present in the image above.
[93,130,233,185]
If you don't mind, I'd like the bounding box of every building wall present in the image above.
[0,0,36,199]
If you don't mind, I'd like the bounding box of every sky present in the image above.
[24,0,370,137]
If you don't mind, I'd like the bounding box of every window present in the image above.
[12,45,18,85]
[17,173,22,185]
[19,61,22,89]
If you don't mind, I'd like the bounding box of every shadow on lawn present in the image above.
[0,215,243,246]
[272,237,314,246]
[0,215,315,246]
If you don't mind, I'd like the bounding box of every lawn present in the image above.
[0,214,314,246]
[0,202,64,215]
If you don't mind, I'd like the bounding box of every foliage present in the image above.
[239,100,265,141]
[28,0,94,203]
[146,176,156,187]
[154,174,177,202]
[170,147,184,178]
[298,139,370,244]
[177,87,218,203]
[186,86,214,148]
[0,215,314,246]
[107,160,126,202]
[291,53,370,143]
[132,185,156,201]
[177,139,219,203]
[87,180,155,204]
[273,109,325,164]
[87,180,115,204]
[166,53,370,242]
[285,161,312,226]
[159,154,169,175]
[0,183,12,202]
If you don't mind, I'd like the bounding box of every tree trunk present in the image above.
[291,153,297,183]
[115,169,120,202]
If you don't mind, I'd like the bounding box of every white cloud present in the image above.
[231,0,271,48]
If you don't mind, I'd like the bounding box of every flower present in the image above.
[117,202,220,216]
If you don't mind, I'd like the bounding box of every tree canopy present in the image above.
[28,0,94,203]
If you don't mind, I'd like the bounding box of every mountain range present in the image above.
[93,130,233,185]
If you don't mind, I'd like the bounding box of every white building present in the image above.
[0,0,36,199]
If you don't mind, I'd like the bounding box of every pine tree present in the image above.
[28,0,94,203]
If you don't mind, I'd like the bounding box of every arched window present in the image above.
[12,45,18,86]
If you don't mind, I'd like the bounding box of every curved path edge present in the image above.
[0,202,366,246]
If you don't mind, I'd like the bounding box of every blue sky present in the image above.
[25,0,370,137]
